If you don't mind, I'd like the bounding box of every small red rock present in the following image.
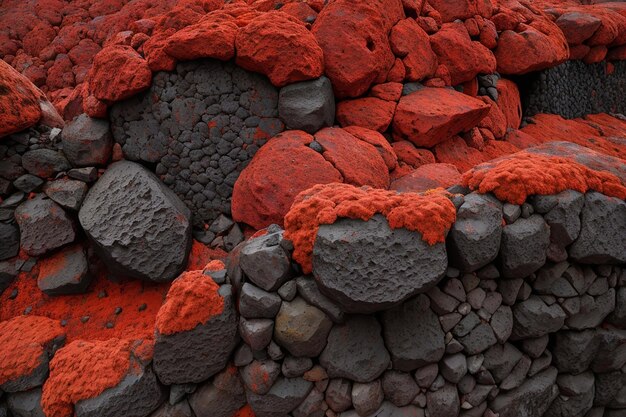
[336,97,397,133]
[390,18,437,82]
[392,141,436,169]
[477,96,507,139]
[495,78,522,130]
[390,163,461,192]
[343,125,398,171]
[428,0,494,22]
[583,45,608,64]
[165,14,238,62]
[369,82,403,102]
[556,12,602,45]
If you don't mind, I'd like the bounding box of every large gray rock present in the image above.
[246,377,313,417]
[7,388,45,417]
[15,195,75,257]
[188,366,246,417]
[320,315,390,382]
[490,367,559,417]
[75,365,165,417]
[61,113,113,166]
[511,296,566,340]
[0,222,19,261]
[543,190,584,247]
[313,214,447,313]
[447,193,502,272]
[381,295,445,371]
[239,229,291,292]
[153,285,238,385]
[545,372,594,417]
[569,192,626,264]
[278,76,335,133]
[37,244,91,296]
[274,297,332,357]
[500,215,550,278]
[79,161,192,282]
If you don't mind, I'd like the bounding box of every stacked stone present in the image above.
[109,59,285,227]
[524,60,626,119]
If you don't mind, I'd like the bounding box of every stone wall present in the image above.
[523,60,626,119]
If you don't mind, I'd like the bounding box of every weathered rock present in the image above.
[239,283,282,319]
[0,223,19,261]
[500,355,531,391]
[545,372,594,417]
[295,276,344,323]
[150,400,193,417]
[490,305,513,343]
[313,214,447,314]
[381,295,445,371]
[153,285,238,385]
[441,354,467,384]
[79,161,191,282]
[320,315,390,383]
[483,343,523,383]
[21,150,70,179]
[75,365,165,417]
[240,230,291,292]
[381,371,419,407]
[282,357,313,378]
[274,297,332,357]
[392,87,490,148]
[43,179,88,211]
[37,244,91,296]
[7,388,45,417]
[352,380,384,416]
[239,318,274,351]
[500,215,550,279]
[68,167,98,183]
[555,12,602,46]
[278,77,335,133]
[426,383,460,417]
[15,195,75,257]
[511,296,566,340]
[13,175,43,193]
[566,290,616,330]
[552,330,599,375]
[188,367,246,417]
[569,192,626,264]
[292,387,325,417]
[246,377,313,417]
[458,323,497,355]
[448,194,502,272]
[339,401,424,417]
[61,114,113,166]
[490,368,559,417]
[325,378,352,413]
[543,190,584,247]
[0,60,43,138]
[241,360,281,395]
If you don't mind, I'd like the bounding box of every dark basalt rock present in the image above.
[79,160,192,283]
[61,114,113,167]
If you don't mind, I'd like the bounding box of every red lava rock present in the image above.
[392,141,436,169]
[280,2,318,22]
[583,45,608,64]
[495,78,522,130]
[232,131,342,229]
[315,127,390,189]
[462,77,479,97]
[417,16,440,34]
[390,18,437,82]
[165,14,238,62]
[463,127,485,151]
[343,125,398,171]
[428,0,494,22]
[236,11,324,87]
[369,82,403,102]
[143,30,178,72]
[556,12,602,45]
[0,59,43,137]
[392,87,490,148]
[47,54,75,90]
[386,58,407,83]
[478,17,499,49]
[503,129,544,150]
[494,22,568,74]
[477,96,507,139]
[430,22,496,85]
[390,163,461,193]
[312,0,403,98]
[569,44,591,61]
[336,97,397,133]
[434,136,488,173]
[88,45,152,103]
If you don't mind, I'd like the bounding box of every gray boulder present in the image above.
[246,377,313,417]
[447,193,502,272]
[426,383,460,417]
[21,149,70,178]
[545,372,594,417]
[313,214,447,313]
[61,114,113,166]
[0,223,19,261]
[240,230,291,291]
[352,380,384,416]
[490,367,559,417]
[7,388,45,417]
[325,379,352,413]
[381,295,445,371]
[37,244,91,296]
[153,285,238,385]
[569,192,626,264]
[381,371,419,407]
[79,161,191,282]
[543,190,584,247]
[511,296,566,340]
[274,297,332,357]
[15,195,75,256]
[500,215,550,278]
[239,283,282,319]
[43,179,88,211]
[278,77,335,133]
[188,366,246,417]
[320,315,390,382]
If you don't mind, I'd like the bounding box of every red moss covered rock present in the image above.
[336,97,397,132]
[0,315,64,392]
[392,87,490,148]
[430,22,496,85]
[428,0,494,22]
[343,125,398,171]
[88,45,152,102]
[235,11,324,87]
[390,163,461,193]
[284,183,456,273]
[312,0,403,97]
[165,14,238,61]
[389,18,437,82]
[496,78,522,130]
[0,59,43,137]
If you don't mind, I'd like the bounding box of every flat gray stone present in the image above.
[569,192,626,264]
[313,215,447,313]
[62,113,113,166]
[278,76,335,133]
[7,388,45,417]
[320,315,390,383]
[21,149,70,178]
[13,174,43,193]
[79,160,191,282]
[43,179,88,211]
[448,193,502,272]
[500,215,550,278]
[381,295,445,371]
[274,297,332,357]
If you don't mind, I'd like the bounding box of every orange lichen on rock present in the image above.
[463,152,626,205]
[284,183,457,273]
[0,315,64,386]
[232,404,256,417]
[155,270,225,335]
[42,338,150,417]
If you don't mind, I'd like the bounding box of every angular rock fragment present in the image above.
[325,378,352,413]
[352,380,384,416]
[500,215,550,278]
[21,149,70,179]
[61,114,113,167]
[511,296,566,340]
[381,371,419,407]
[0,223,19,261]
[240,230,291,292]
[274,297,332,357]
[490,368,559,417]
[188,367,246,417]
[43,179,88,211]
[426,383,460,417]
[37,244,91,296]
[295,276,344,323]
[545,372,595,417]
[278,77,335,133]
[239,283,282,319]
[246,377,313,417]
[239,318,274,352]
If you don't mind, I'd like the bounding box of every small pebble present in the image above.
[106,322,114,329]
[8,289,18,299]
[24,306,32,315]
[114,307,123,315]
[60,320,68,327]
[81,316,90,323]
[138,303,147,311]
[98,290,108,298]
